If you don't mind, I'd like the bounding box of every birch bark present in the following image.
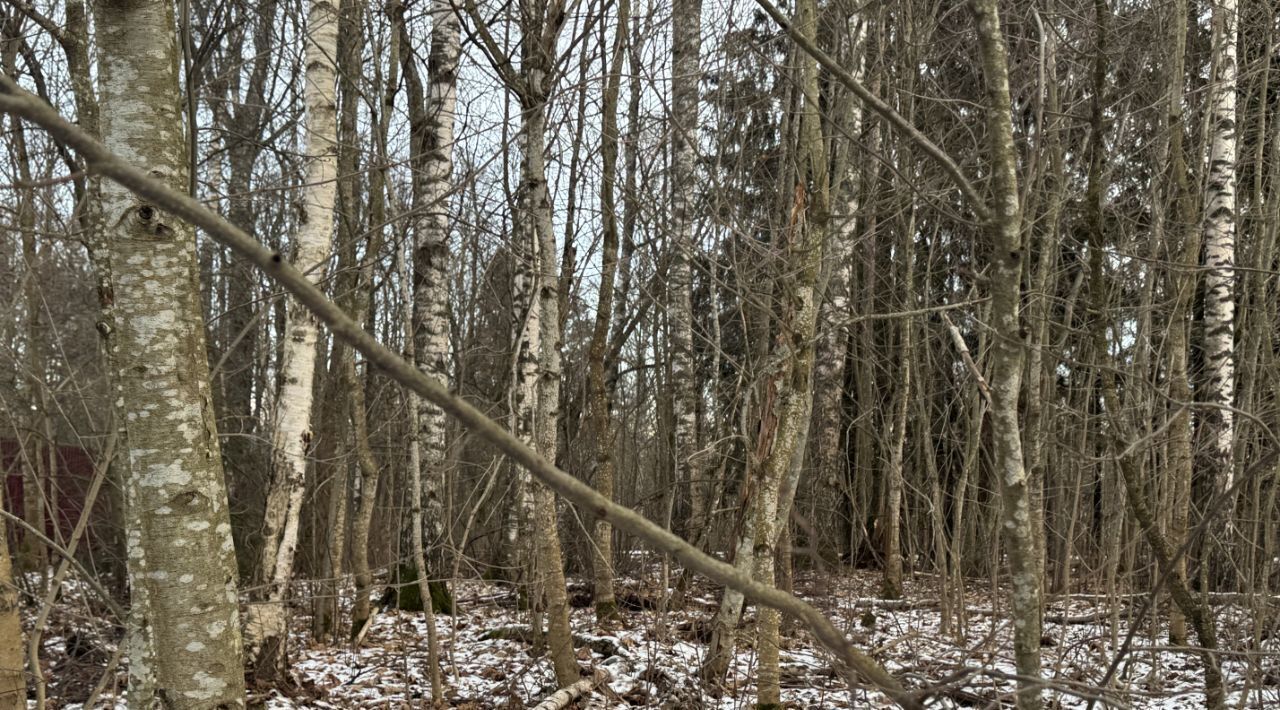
[248,0,339,675]
[705,0,828,695]
[92,0,245,704]
[670,0,702,533]
[412,0,462,595]
[1202,0,1239,502]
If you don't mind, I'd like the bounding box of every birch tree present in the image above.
[1202,0,1240,509]
[670,0,702,534]
[246,0,340,678]
[90,0,245,704]
[410,0,463,612]
[466,0,580,685]
[812,14,865,519]
[705,0,829,692]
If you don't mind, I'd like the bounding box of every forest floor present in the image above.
[37,566,1280,708]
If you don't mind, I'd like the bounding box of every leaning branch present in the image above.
[0,74,924,710]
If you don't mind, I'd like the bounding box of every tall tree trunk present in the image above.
[527,101,581,692]
[212,1,277,574]
[1202,0,1240,527]
[389,0,445,695]
[2,19,49,580]
[812,14,865,521]
[754,2,829,702]
[670,0,702,536]
[1164,0,1197,646]
[330,0,391,642]
[0,44,26,674]
[482,0,580,683]
[409,0,462,612]
[92,0,246,704]
[247,0,340,678]
[704,1,830,697]
[882,219,914,601]
[969,1,1042,706]
[588,0,629,626]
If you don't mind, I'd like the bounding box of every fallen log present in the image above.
[531,656,626,710]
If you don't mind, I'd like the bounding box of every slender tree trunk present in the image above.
[670,0,702,536]
[754,6,830,697]
[212,1,277,573]
[247,0,340,678]
[409,0,462,612]
[394,13,444,684]
[2,21,49,580]
[813,15,865,509]
[706,2,829,698]
[0,172,22,694]
[969,1,1042,706]
[315,363,349,642]
[363,0,443,694]
[527,105,581,691]
[1202,0,1240,530]
[0,481,20,710]
[348,341,383,637]
[1165,0,1197,645]
[882,229,913,600]
[588,0,629,625]
[92,0,246,704]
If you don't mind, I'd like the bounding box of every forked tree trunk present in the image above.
[705,3,829,696]
[527,104,582,690]
[247,0,340,678]
[753,2,829,703]
[91,0,246,704]
[391,0,444,695]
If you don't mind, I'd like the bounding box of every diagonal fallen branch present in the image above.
[0,74,923,710]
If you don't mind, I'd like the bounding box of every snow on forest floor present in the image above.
[36,568,1280,708]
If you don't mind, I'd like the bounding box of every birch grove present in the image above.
[2,0,1280,707]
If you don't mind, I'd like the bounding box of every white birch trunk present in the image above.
[670,0,702,530]
[813,19,866,492]
[93,0,245,704]
[1202,0,1239,496]
[525,87,581,687]
[247,0,340,677]
[413,0,462,565]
